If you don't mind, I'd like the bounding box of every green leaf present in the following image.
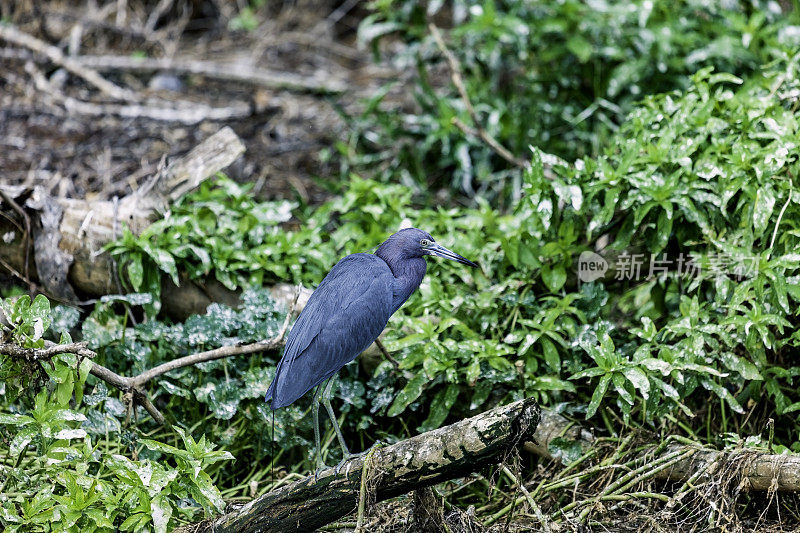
[120,512,147,531]
[150,494,173,533]
[622,367,650,400]
[0,413,34,426]
[541,263,566,292]
[753,186,776,234]
[127,253,144,291]
[701,379,744,413]
[190,471,226,512]
[152,249,180,286]
[566,35,593,63]
[465,359,480,385]
[387,372,428,417]
[569,366,607,380]
[719,352,762,380]
[540,337,560,372]
[586,374,611,419]
[418,384,460,432]
[548,437,585,465]
[612,372,634,405]
[28,294,52,340]
[652,208,673,253]
[10,426,37,458]
[531,375,576,392]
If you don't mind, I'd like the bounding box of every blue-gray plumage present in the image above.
[264,227,477,474]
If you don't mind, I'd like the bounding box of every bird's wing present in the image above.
[266,254,394,409]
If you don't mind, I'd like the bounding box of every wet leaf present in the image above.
[387,372,428,417]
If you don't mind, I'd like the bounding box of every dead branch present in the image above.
[655,445,800,492]
[428,24,529,170]
[131,288,298,388]
[177,397,541,533]
[0,291,296,427]
[524,408,800,493]
[0,341,94,361]
[0,23,136,101]
[24,59,254,125]
[50,91,253,124]
[75,54,346,95]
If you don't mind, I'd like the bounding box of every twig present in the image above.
[374,338,400,370]
[0,294,297,427]
[75,54,345,94]
[23,59,253,125]
[144,0,175,34]
[0,23,136,101]
[131,338,287,388]
[0,257,37,292]
[570,448,696,523]
[501,465,552,533]
[428,24,529,170]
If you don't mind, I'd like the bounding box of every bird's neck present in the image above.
[376,248,427,312]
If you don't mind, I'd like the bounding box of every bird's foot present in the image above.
[333,441,385,475]
[312,460,332,482]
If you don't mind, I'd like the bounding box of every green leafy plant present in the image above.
[342,0,800,203]
[0,295,234,532]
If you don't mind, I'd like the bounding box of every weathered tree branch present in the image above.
[655,445,800,492]
[74,54,346,95]
[177,397,541,533]
[0,291,296,426]
[0,341,94,361]
[523,409,800,493]
[130,288,298,389]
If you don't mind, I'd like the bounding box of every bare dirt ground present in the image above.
[0,0,401,204]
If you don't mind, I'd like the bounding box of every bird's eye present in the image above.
[420,239,430,247]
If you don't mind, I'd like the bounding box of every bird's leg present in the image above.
[321,376,351,457]
[320,376,383,474]
[311,383,328,479]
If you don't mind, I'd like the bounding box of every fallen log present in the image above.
[0,126,245,316]
[178,397,541,533]
[655,445,800,492]
[523,409,800,493]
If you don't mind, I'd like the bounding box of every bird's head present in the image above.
[377,228,478,267]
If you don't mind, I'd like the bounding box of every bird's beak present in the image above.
[427,243,479,267]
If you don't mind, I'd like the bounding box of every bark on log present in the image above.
[655,445,800,491]
[524,409,800,492]
[523,408,594,460]
[0,127,245,315]
[179,397,541,533]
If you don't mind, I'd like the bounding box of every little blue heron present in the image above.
[265,227,477,474]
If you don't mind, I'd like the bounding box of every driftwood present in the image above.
[0,126,245,316]
[178,397,541,533]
